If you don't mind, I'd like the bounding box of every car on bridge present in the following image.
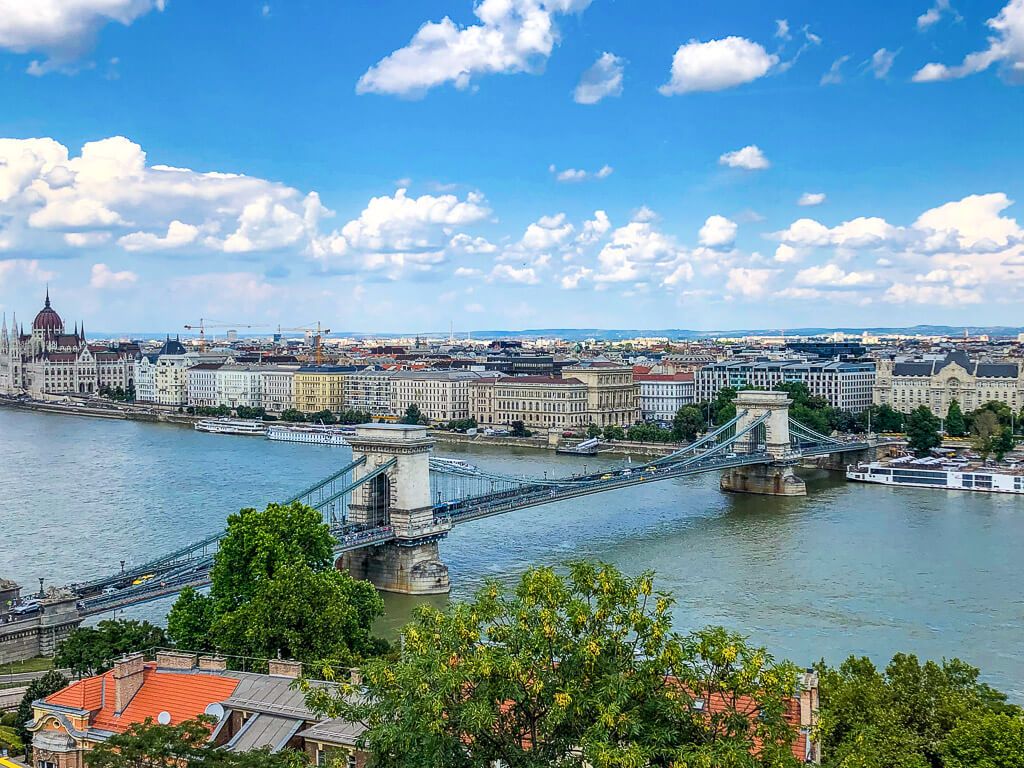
[131,574,155,586]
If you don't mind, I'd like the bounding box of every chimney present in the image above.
[113,653,146,713]
[267,659,303,679]
[198,655,228,672]
[155,651,197,670]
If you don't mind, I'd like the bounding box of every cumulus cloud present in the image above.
[573,52,624,104]
[798,192,826,207]
[794,263,876,288]
[913,0,1024,83]
[356,0,592,97]
[548,163,613,182]
[0,0,164,75]
[726,267,778,298]
[659,36,778,95]
[917,0,961,30]
[577,210,611,245]
[489,263,540,284]
[774,244,800,263]
[698,215,737,248]
[595,211,689,284]
[118,220,199,252]
[719,145,770,170]
[520,212,575,251]
[90,262,138,289]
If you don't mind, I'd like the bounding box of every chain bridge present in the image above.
[73,391,873,612]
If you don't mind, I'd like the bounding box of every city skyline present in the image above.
[1,0,1023,332]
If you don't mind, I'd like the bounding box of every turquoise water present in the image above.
[1,408,1021,699]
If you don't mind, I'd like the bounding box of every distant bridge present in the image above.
[73,391,874,611]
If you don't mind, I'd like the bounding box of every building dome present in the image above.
[32,290,63,334]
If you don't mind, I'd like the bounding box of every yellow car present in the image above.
[600,473,613,480]
[131,574,155,586]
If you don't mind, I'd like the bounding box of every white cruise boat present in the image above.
[267,424,352,446]
[847,458,1024,494]
[194,418,268,436]
[430,456,479,473]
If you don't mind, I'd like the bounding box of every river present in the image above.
[1,408,1021,699]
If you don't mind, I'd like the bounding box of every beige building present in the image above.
[293,365,359,413]
[260,366,298,413]
[389,370,490,423]
[873,350,1023,414]
[344,368,395,417]
[470,376,589,430]
[563,361,638,427]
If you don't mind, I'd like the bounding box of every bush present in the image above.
[0,724,24,753]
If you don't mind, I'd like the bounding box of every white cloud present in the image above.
[719,145,770,170]
[775,19,791,40]
[489,263,540,284]
[0,259,56,287]
[794,263,876,287]
[595,212,688,284]
[917,0,960,30]
[64,231,112,247]
[548,163,613,182]
[913,192,1020,249]
[449,233,497,254]
[90,262,138,289]
[559,266,593,289]
[774,216,899,249]
[913,0,1024,83]
[577,210,611,245]
[659,36,778,95]
[0,0,164,74]
[573,52,624,104]
[698,215,737,248]
[520,212,575,251]
[774,244,799,263]
[312,188,490,277]
[118,220,199,252]
[820,55,850,85]
[355,0,592,97]
[726,267,777,298]
[869,48,899,78]
[798,192,826,207]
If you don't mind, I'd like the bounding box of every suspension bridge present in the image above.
[72,391,875,612]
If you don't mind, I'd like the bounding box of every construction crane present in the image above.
[277,321,331,364]
[183,319,262,352]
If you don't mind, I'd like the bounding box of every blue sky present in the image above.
[1,0,1023,333]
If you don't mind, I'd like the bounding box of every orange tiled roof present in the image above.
[46,664,240,734]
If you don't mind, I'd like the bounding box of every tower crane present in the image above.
[183,319,263,352]
[277,321,331,364]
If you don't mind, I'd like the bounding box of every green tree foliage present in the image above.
[906,405,941,457]
[336,408,372,424]
[972,410,1002,460]
[602,424,625,440]
[309,408,338,425]
[235,406,266,420]
[773,382,833,434]
[945,399,967,437]
[400,403,427,425]
[85,716,309,768]
[305,562,801,768]
[510,420,531,437]
[626,422,674,442]
[280,408,306,422]
[941,710,1024,768]
[672,405,706,442]
[189,405,232,417]
[971,400,1014,430]
[167,502,384,665]
[816,653,1018,768]
[994,426,1016,462]
[858,404,905,433]
[16,669,68,756]
[711,386,739,425]
[586,423,602,438]
[444,417,478,431]
[55,620,168,676]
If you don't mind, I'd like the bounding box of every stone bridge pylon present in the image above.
[338,424,452,595]
[719,390,807,497]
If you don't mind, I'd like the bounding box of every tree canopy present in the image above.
[306,561,802,768]
[906,405,942,457]
[55,619,167,676]
[400,404,428,425]
[166,501,384,665]
[817,653,1021,768]
[672,405,706,442]
[945,399,967,438]
[16,669,68,756]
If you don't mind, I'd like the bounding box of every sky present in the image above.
[0,0,1023,334]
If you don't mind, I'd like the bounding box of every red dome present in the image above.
[33,291,63,333]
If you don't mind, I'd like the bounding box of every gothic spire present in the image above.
[45,284,51,308]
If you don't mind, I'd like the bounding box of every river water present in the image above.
[1,408,1022,699]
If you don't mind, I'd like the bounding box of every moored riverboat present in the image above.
[266,423,352,445]
[194,418,268,436]
[846,457,1024,494]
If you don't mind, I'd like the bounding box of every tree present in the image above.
[672,405,705,442]
[235,406,266,420]
[858,404,904,433]
[906,405,941,457]
[602,424,625,441]
[586,423,602,439]
[337,408,372,425]
[55,620,167,676]
[280,408,306,423]
[510,420,530,437]
[994,426,1015,462]
[816,653,1017,768]
[972,410,1001,460]
[305,562,801,768]
[167,502,385,665]
[16,669,68,757]
[86,717,309,768]
[400,404,427,425]
[309,408,338,425]
[712,386,739,425]
[941,710,1024,768]
[946,399,967,437]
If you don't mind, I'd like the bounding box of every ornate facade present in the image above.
[0,291,133,397]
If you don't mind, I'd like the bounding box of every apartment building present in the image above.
[636,372,695,422]
[470,376,589,430]
[293,365,360,413]
[343,368,393,416]
[186,363,222,408]
[562,361,638,427]
[695,358,876,413]
[389,370,492,423]
[260,366,298,413]
[873,350,1023,414]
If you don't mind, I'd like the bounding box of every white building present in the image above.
[343,369,393,416]
[636,373,695,422]
[873,351,1023,414]
[388,370,492,423]
[260,366,298,413]
[695,358,876,413]
[186,364,222,408]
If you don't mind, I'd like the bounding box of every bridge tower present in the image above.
[719,391,807,496]
[339,424,451,595]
